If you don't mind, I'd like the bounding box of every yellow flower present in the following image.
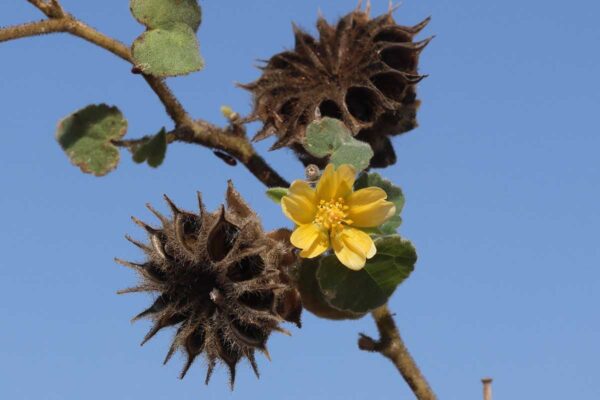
[281,164,396,270]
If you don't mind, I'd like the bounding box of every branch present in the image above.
[27,0,65,18]
[1,5,288,188]
[359,305,437,400]
[113,124,289,188]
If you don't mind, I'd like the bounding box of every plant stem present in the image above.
[0,8,288,188]
[359,304,437,400]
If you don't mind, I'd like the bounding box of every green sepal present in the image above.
[55,104,127,176]
[132,128,168,168]
[266,187,288,204]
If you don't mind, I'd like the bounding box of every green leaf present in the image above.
[315,235,417,313]
[355,172,405,234]
[55,104,127,176]
[297,258,366,320]
[330,140,374,171]
[317,255,388,314]
[265,187,288,204]
[130,0,202,31]
[365,235,416,296]
[132,128,167,168]
[304,117,351,157]
[379,215,403,235]
[132,23,204,77]
[304,117,373,171]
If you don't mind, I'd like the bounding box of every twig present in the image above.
[1,3,288,188]
[359,305,437,400]
[26,0,65,18]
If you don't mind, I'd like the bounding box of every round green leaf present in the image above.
[298,258,366,320]
[316,236,417,314]
[304,117,352,157]
[130,0,202,31]
[317,255,389,314]
[132,23,204,77]
[330,140,374,171]
[55,104,127,176]
[365,235,416,297]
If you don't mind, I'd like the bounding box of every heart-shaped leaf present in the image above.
[55,104,127,176]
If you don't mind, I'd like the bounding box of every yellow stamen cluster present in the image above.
[314,198,352,232]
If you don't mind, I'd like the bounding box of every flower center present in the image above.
[314,198,351,231]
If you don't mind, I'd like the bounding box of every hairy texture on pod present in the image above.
[117,182,301,389]
[242,4,431,168]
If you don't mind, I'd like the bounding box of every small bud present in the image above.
[220,105,239,121]
[305,164,320,181]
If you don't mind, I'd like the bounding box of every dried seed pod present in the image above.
[242,5,431,168]
[117,182,301,389]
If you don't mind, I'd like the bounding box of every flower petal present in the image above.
[315,164,337,201]
[281,180,317,225]
[347,188,396,228]
[335,164,356,199]
[290,223,329,259]
[331,227,376,270]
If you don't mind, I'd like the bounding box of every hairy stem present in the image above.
[359,305,437,400]
[0,7,287,187]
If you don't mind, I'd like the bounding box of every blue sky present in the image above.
[1,1,599,399]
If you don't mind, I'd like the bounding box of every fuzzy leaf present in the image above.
[316,235,416,313]
[304,117,351,158]
[265,187,288,204]
[364,235,416,296]
[132,128,167,168]
[132,23,204,77]
[55,104,127,176]
[130,0,202,31]
[355,172,405,234]
[330,140,374,171]
[316,255,388,314]
[297,258,366,320]
[304,117,373,171]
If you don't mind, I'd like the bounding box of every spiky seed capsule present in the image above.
[242,6,431,168]
[117,182,301,389]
